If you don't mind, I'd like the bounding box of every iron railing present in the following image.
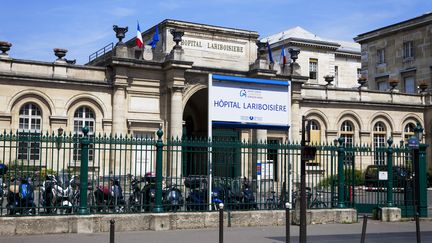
[0,129,427,217]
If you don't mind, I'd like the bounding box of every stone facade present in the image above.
[354,13,432,93]
[0,18,429,172]
[264,26,361,88]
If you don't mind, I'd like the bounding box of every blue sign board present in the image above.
[408,136,419,149]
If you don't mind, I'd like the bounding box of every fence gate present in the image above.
[347,143,422,217]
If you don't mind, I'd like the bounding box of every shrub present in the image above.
[318,169,364,188]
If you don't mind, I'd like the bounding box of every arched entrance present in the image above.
[183,88,208,138]
[182,88,240,177]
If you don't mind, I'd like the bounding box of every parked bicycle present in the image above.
[292,187,327,209]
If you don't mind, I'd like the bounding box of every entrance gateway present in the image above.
[207,74,291,209]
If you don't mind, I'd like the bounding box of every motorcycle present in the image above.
[39,174,79,214]
[185,176,208,211]
[185,176,224,211]
[6,176,36,215]
[142,172,156,211]
[240,179,257,209]
[128,175,147,212]
[162,183,183,211]
[91,177,125,213]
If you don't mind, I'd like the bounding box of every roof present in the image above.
[354,12,432,43]
[263,26,360,54]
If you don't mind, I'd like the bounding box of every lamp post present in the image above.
[299,116,310,243]
[411,122,423,243]
[414,122,423,141]
[56,127,64,150]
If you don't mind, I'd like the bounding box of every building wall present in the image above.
[355,13,432,92]
[334,55,361,88]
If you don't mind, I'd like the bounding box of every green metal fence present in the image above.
[0,129,427,217]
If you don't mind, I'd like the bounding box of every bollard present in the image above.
[110,219,115,243]
[360,215,367,243]
[415,212,420,243]
[285,202,291,243]
[227,210,231,227]
[219,203,224,243]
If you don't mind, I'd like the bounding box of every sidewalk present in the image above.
[1,219,432,243]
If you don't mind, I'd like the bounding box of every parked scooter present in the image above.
[6,176,36,215]
[91,177,125,213]
[162,183,183,211]
[240,178,257,209]
[185,176,208,211]
[39,174,79,214]
[142,172,156,211]
[128,175,147,212]
[185,176,225,211]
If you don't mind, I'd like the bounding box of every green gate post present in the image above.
[337,137,345,208]
[79,126,90,215]
[386,137,394,207]
[417,142,428,217]
[153,128,164,213]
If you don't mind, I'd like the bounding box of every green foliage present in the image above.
[318,169,364,188]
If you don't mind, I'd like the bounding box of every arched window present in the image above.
[373,122,386,165]
[340,121,354,147]
[308,120,321,144]
[404,123,415,143]
[18,103,42,161]
[19,103,42,132]
[73,106,95,134]
[73,106,95,162]
[307,120,321,165]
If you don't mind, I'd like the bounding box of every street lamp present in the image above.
[56,127,64,150]
[414,122,423,141]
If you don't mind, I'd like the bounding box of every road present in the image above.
[1,220,432,243]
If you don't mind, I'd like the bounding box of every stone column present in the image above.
[110,64,128,174]
[112,87,126,135]
[290,78,307,142]
[169,87,183,140]
[163,58,192,181]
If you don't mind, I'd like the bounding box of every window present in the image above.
[403,41,414,59]
[307,120,321,165]
[404,76,415,93]
[18,103,42,161]
[403,123,415,163]
[373,122,386,165]
[377,81,388,91]
[340,121,354,147]
[335,66,339,86]
[357,68,362,78]
[309,59,318,80]
[73,106,95,162]
[377,49,385,64]
[340,121,354,165]
[403,123,415,142]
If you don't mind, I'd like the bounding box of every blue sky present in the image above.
[1,0,431,64]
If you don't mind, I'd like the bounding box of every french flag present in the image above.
[136,21,143,48]
[280,47,286,67]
